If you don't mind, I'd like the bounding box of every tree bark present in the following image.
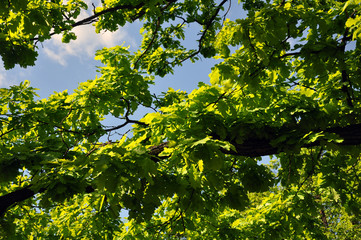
[1,123,361,217]
[0,186,38,217]
[225,123,361,157]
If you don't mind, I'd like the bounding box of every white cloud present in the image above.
[0,68,7,87]
[63,0,101,6]
[43,46,67,66]
[0,65,29,88]
[0,66,17,88]
[41,8,136,66]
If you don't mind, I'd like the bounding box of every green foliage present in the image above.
[0,0,87,69]
[1,0,361,239]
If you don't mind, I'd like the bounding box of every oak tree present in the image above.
[1,0,361,239]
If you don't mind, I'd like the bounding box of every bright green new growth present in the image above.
[1,0,361,239]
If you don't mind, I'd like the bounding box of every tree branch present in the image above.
[103,98,148,132]
[30,1,164,42]
[0,185,45,217]
[0,139,160,217]
[2,123,360,217]
[134,17,161,69]
[223,123,361,157]
[174,0,229,65]
[72,2,145,27]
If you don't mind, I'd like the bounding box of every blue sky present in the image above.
[0,0,248,143]
[1,3,272,221]
[0,1,244,99]
[0,0,265,150]
[1,1,272,164]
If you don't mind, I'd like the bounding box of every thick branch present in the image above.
[2,123,360,217]
[0,186,45,217]
[224,123,361,157]
[0,141,160,217]
[147,123,361,158]
[132,123,361,158]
